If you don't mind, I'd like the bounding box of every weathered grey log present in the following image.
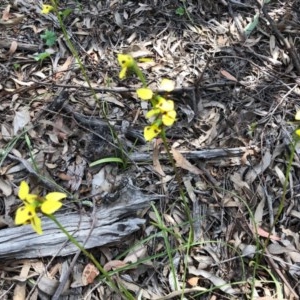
[0,185,159,259]
[129,146,260,162]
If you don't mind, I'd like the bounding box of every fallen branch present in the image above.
[32,79,239,94]
[0,185,160,259]
[0,38,39,52]
[129,146,260,162]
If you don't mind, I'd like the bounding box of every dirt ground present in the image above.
[1,0,300,299]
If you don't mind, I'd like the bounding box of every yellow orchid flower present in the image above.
[117,54,135,68]
[296,129,300,137]
[136,88,153,100]
[162,110,177,126]
[117,53,147,84]
[41,4,54,14]
[295,111,300,121]
[144,124,161,141]
[156,97,174,112]
[15,181,67,234]
[117,54,135,79]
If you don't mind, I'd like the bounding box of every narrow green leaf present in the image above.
[244,13,259,37]
[34,52,51,62]
[89,157,124,167]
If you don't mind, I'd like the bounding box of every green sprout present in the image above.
[41,30,57,47]
[34,52,52,62]
[175,6,185,16]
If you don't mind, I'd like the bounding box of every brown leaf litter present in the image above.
[1,0,300,299]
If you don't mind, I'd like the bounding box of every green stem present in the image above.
[47,215,105,273]
[132,63,147,87]
[251,137,298,298]
[160,129,194,241]
[262,138,297,251]
[151,203,178,290]
[160,128,194,297]
[251,139,298,299]
[50,0,92,93]
[49,0,128,163]
[47,215,135,300]
[181,1,195,25]
[275,141,296,224]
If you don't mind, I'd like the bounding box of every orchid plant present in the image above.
[117,54,177,141]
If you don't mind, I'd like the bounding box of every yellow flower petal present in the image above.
[45,192,67,202]
[15,205,36,225]
[31,215,43,234]
[18,181,38,204]
[295,111,300,120]
[41,4,54,14]
[117,54,135,68]
[162,110,176,126]
[295,128,300,137]
[137,88,153,100]
[144,124,161,141]
[159,78,175,92]
[41,200,62,214]
[41,192,66,214]
[18,181,29,201]
[119,67,127,79]
[156,98,174,112]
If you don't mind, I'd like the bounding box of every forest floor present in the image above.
[1,0,300,299]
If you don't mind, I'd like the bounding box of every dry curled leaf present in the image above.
[189,266,237,295]
[8,40,18,55]
[252,226,281,241]
[220,69,238,82]
[103,260,128,272]
[82,263,100,286]
[187,276,199,287]
[124,244,147,264]
[13,107,30,135]
[172,148,202,175]
[13,261,31,300]
[1,4,11,21]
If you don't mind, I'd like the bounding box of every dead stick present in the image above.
[0,39,39,52]
[31,80,239,94]
[129,146,259,162]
